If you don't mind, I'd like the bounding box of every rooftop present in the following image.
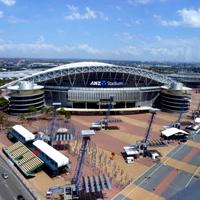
[12,125,35,141]
[33,140,69,167]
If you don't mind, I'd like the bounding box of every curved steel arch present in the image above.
[2,62,175,88]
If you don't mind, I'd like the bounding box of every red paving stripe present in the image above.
[154,169,179,195]
[154,147,199,196]
[92,133,129,155]
[136,157,154,167]
[120,119,161,140]
[71,117,129,155]
[0,135,12,146]
[71,118,88,130]
[182,148,199,163]
[125,114,171,126]
[74,114,161,139]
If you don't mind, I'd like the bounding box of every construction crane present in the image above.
[46,130,112,199]
[71,130,95,197]
[106,96,113,119]
[192,102,200,120]
[142,109,158,157]
[123,108,159,163]
[46,130,95,199]
[163,103,187,130]
[91,96,122,130]
[49,102,61,145]
[102,96,114,129]
[173,109,184,129]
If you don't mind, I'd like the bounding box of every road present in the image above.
[0,155,35,200]
[112,131,200,200]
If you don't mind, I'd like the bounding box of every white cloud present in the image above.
[161,20,180,27]
[156,8,200,28]
[179,8,200,27]
[66,5,79,13]
[128,0,169,5]
[65,5,108,21]
[0,37,200,62]
[114,32,135,43]
[78,44,100,54]
[124,19,141,27]
[118,46,143,56]
[0,11,4,18]
[0,40,102,58]
[65,5,96,21]
[112,36,200,61]
[0,0,15,6]
[128,0,152,5]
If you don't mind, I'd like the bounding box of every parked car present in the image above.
[2,172,8,179]
[17,194,25,200]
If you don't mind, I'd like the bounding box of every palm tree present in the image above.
[28,106,37,113]
[47,106,53,114]
[41,106,47,114]
[0,97,8,110]
[27,106,37,118]
[0,112,6,124]
[0,112,8,131]
[65,111,71,122]
[57,107,66,116]
[18,113,26,123]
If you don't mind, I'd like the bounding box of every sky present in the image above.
[0,0,200,62]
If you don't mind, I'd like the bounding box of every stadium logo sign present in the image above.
[90,80,123,86]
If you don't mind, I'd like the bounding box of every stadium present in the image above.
[3,61,191,114]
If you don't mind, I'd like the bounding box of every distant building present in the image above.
[168,73,200,88]
[7,81,44,115]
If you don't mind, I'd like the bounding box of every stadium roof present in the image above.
[8,81,44,91]
[33,140,69,167]
[1,61,175,88]
[12,125,35,141]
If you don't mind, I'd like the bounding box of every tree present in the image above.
[46,106,53,115]
[41,106,47,114]
[28,106,37,116]
[57,107,71,122]
[0,97,8,109]
[0,112,8,130]
[19,113,26,122]
[0,112,6,124]
[65,111,71,122]
[57,107,66,116]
